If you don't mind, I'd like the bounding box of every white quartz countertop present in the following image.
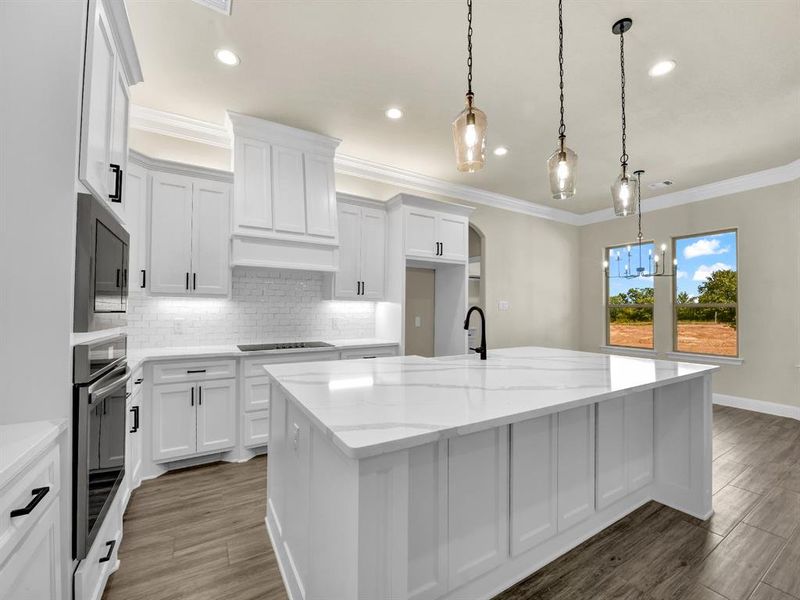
[264,346,719,459]
[127,338,399,371]
[0,420,67,489]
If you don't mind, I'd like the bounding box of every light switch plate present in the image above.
[415,316,422,327]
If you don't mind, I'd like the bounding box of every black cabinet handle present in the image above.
[140,269,146,289]
[363,356,377,359]
[198,386,202,406]
[361,281,366,296]
[115,269,121,288]
[129,406,140,433]
[440,242,444,256]
[191,387,194,407]
[109,164,122,203]
[134,378,143,385]
[186,369,206,374]
[185,272,189,290]
[10,487,50,518]
[193,273,197,290]
[99,539,116,563]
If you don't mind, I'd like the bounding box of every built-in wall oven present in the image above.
[73,334,130,559]
[74,193,130,333]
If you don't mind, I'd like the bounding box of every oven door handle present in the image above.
[88,367,132,402]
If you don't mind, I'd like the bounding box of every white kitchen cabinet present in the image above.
[227,111,341,271]
[152,382,196,461]
[152,374,236,462]
[196,379,237,453]
[388,195,472,263]
[556,405,596,531]
[339,346,398,360]
[334,199,387,300]
[149,172,230,296]
[78,0,142,220]
[244,376,271,411]
[127,374,143,491]
[0,501,61,600]
[243,411,270,448]
[73,499,121,600]
[126,160,149,290]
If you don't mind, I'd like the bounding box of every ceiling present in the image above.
[126,0,800,214]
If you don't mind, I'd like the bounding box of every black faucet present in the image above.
[464,306,487,360]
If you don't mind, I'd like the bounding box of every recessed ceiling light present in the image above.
[493,146,509,156]
[385,107,403,120]
[214,48,240,66]
[648,60,676,77]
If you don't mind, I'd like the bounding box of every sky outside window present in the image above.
[674,231,737,298]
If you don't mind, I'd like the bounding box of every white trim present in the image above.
[577,160,800,226]
[226,110,341,155]
[664,351,743,367]
[128,149,233,183]
[104,0,143,84]
[192,0,232,15]
[336,192,387,210]
[130,105,233,148]
[127,106,800,226]
[599,345,658,358]
[713,393,800,421]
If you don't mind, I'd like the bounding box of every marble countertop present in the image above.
[0,420,68,489]
[127,338,399,371]
[264,346,719,459]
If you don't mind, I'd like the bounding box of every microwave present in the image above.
[74,193,130,332]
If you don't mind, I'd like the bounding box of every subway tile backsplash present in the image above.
[126,268,376,348]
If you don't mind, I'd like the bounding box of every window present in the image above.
[673,230,738,357]
[606,242,655,349]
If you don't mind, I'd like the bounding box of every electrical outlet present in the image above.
[498,300,510,311]
[172,317,185,334]
[415,316,421,328]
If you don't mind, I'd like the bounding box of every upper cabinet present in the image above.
[388,195,472,263]
[333,196,387,300]
[128,152,233,297]
[78,0,142,224]
[227,112,341,272]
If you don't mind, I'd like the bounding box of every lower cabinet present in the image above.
[152,378,236,461]
[339,346,398,360]
[74,500,121,600]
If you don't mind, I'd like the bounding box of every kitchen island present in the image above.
[263,346,718,600]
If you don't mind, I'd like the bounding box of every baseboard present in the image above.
[713,393,800,421]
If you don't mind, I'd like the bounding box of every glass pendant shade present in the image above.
[547,143,578,200]
[452,99,487,172]
[610,169,638,217]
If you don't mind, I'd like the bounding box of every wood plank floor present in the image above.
[103,406,800,600]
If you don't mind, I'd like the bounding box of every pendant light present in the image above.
[610,18,638,217]
[547,0,577,199]
[452,0,487,172]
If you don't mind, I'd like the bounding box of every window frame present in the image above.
[605,240,656,351]
[671,228,739,358]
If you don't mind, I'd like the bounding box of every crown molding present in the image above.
[130,105,232,148]
[128,105,799,228]
[334,154,582,226]
[576,159,800,226]
[128,149,233,183]
[192,0,232,15]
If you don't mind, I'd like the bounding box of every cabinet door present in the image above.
[626,391,654,492]
[596,398,627,509]
[191,179,230,295]
[437,214,468,262]
[405,208,437,258]
[304,153,337,238]
[107,64,130,219]
[234,136,272,231]
[125,163,148,290]
[557,405,596,531]
[0,501,61,600]
[152,383,196,461]
[127,393,142,489]
[360,207,386,300]
[150,173,193,294]
[334,204,361,299]
[196,379,236,453]
[272,146,306,234]
[79,0,116,202]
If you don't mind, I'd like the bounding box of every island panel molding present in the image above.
[264,346,717,599]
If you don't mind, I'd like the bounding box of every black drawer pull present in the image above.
[10,486,50,518]
[186,369,206,374]
[134,378,143,385]
[363,356,377,359]
[109,164,122,203]
[140,269,146,289]
[99,539,116,563]
[130,405,140,433]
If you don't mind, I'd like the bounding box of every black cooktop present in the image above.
[237,341,335,352]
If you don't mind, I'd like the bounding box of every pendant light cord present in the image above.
[619,28,628,168]
[637,172,643,241]
[466,0,474,99]
[558,0,565,140]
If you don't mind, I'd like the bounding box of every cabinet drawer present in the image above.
[244,376,271,412]
[243,350,339,377]
[0,445,60,566]
[74,498,121,600]
[152,359,236,384]
[243,411,270,448]
[339,346,398,360]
